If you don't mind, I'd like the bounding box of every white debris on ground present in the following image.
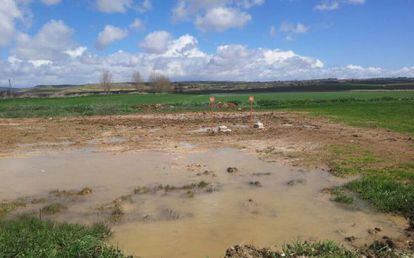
[205,125,232,134]
[254,121,264,129]
[218,125,232,133]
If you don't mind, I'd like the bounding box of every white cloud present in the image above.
[41,0,62,6]
[0,0,22,46]
[172,0,261,31]
[315,0,365,11]
[138,0,152,13]
[280,22,308,34]
[129,18,144,30]
[280,22,308,40]
[2,27,413,88]
[64,46,88,58]
[96,0,132,13]
[195,7,251,32]
[235,0,265,9]
[12,19,75,61]
[139,30,172,54]
[96,25,128,49]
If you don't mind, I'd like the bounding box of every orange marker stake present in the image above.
[249,96,254,125]
[209,96,215,125]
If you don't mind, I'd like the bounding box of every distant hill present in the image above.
[3,77,414,98]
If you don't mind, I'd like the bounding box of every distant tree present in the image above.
[132,71,144,91]
[148,72,172,93]
[100,70,112,94]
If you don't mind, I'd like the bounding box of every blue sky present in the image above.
[1,0,414,87]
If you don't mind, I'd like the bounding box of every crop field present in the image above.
[1,90,414,135]
[1,90,413,257]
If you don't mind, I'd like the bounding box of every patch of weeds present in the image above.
[30,198,48,204]
[186,190,194,198]
[77,187,93,195]
[135,181,212,195]
[287,178,306,186]
[133,186,150,194]
[195,180,210,188]
[345,175,414,216]
[331,187,354,204]
[327,144,379,176]
[0,199,26,217]
[0,216,129,257]
[41,203,67,215]
[110,202,124,222]
[282,240,358,258]
[361,237,401,258]
[50,187,93,197]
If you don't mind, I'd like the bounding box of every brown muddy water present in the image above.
[0,147,407,258]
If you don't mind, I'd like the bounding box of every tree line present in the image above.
[100,70,173,94]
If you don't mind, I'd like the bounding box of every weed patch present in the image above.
[41,203,67,215]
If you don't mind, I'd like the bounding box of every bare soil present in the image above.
[1,111,412,167]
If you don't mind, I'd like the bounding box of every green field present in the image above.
[1,90,414,135]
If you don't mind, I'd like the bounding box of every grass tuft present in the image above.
[282,241,358,258]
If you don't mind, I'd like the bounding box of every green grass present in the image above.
[1,90,413,135]
[326,143,414,222]
[303,101,414,136]
[346,174,414,216]
[0,199,26,218]
[282,241,358,258]
[327,144,380,177]
[0,216,128,257]
[331,188,354,204]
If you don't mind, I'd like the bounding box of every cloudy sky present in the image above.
[1,0,414,87]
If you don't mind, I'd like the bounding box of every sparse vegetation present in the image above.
[41,203,67,215]
[134,181,212,195]
[331,187,354,204]
[50,187,93,197]
[282,241,358,257]
[0,200,26,217]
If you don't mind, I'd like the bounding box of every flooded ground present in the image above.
[0,147,406,258]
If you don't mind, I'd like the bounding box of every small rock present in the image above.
[344,236,356,242]
[249,181,262,187]
[254,121,264,129]
[227,167,238,173]
[287,178,307,186]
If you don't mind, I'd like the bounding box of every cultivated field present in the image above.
[0,90,413,257]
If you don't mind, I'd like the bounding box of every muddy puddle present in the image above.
[0,148,407,258]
